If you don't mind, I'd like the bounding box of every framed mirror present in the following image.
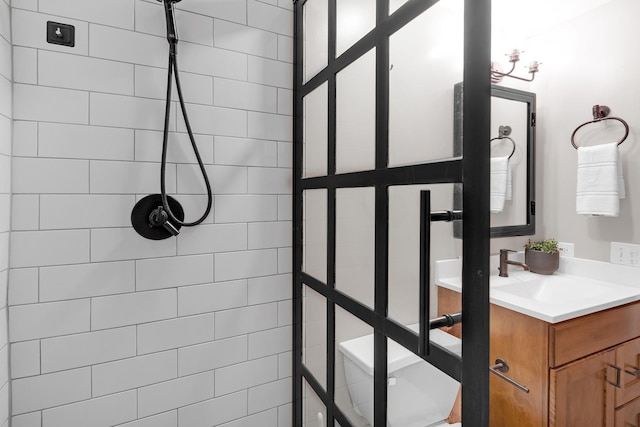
[453,83,536,238]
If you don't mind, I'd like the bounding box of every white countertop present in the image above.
[435,254,640,323]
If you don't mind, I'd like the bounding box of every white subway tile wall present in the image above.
[42,390,139,427]
[7,1,293,426]
[0,0,10,423]
[92,350,177,397]
[214,355,279,397]
[177,390,248,427]
[0,271,5,306]
[10,340,41,379]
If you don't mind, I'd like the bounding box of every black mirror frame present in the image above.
[453,82,536,238]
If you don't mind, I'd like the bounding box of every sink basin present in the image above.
[493,275,613,305]
[435,256,640,323]
[489,272,640,322]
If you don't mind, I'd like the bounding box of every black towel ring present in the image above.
[571,105,629,149]
[490,125,516,159]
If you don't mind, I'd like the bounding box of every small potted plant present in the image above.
[524,239,560,275]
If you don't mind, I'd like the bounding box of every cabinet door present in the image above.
[617,338,640,407]
[550,349,616,427]
[490,304,549,427]
[615,396,640,427]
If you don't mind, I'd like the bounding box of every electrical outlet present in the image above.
[557,242,574,257]
[610,242,640,267]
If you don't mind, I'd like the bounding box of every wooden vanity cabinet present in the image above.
[615,338,640,408]
[615,394,640,426]
[549,349,616,426]
[613,338,640,426]
[437,287,640,426]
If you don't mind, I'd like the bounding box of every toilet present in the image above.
[338,325,462,427]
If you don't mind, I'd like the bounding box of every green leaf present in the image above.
[524,239,559,254]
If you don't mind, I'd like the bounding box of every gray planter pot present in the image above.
[525,248,559,275]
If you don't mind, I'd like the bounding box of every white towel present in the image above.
[490,156,509,213]
[618,157,626,199]
[506,161,513,201]
[576,142,625,217]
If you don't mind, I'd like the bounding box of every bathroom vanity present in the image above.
[435,257,640,426]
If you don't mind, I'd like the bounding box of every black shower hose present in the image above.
[159,45,213,227]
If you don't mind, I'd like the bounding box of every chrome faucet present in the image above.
[499,249,530,277]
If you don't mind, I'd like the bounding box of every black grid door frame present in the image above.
[292,0,492,425]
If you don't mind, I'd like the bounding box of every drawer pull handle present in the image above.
[489,359,530,393]
[624,365,640,377]
[607,364,622,388]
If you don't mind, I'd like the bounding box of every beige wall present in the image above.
[309,0,640,323]
[493,0,640,261]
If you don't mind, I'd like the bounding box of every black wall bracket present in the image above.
[47,21,75,47]
[131,194,184,240]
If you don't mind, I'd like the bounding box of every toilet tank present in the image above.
[338,326,461,427]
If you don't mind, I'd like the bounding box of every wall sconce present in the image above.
[491,49,541,83]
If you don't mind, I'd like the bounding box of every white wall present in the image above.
[0,0,11,425]
[526,0,640,261]
[490,0,640,260]
[8,0,293,426]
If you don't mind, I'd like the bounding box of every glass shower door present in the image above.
[294,0,492,425]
